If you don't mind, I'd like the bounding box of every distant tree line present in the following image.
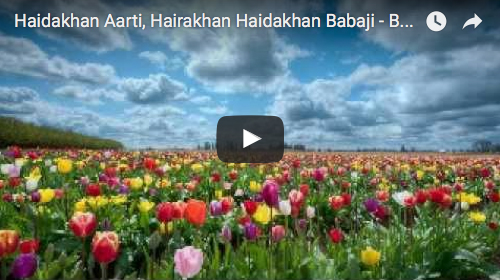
[0,117,123,149]
[197,139,500,153]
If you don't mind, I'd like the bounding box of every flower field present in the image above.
[2,147,500,279]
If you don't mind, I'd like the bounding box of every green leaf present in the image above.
[454,249,479,264]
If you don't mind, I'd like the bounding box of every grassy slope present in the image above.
[0,116,123,149]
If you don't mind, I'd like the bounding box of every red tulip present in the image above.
[221,197,233,214]
[104,167,117,178]
[185,199,207,227]
[0,230,19,258]
[299,184,309,197]
[489,222,498,230]
[143,158,157,171]
[172,201,186,219]
[489,192,500,203]
[9,177,21,187]
[328,228,344,243]
[341,193,352,206]
[156,202,175,223]
[415,189,428,204]
[480,167,491,178]
[211,172,221,182]
[92,231,120,264]
[228,170,238,181]
[86,184,101,197]
[69,212,97,238]
[329,196,344,210]
[244,200,258,215]
[19,239,39,254]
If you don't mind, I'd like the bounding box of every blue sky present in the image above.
[1,0,500,150]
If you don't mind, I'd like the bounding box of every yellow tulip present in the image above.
[87,196,109,210]
[130,177,143,190]
[110,195,127,204]
[191,163,203,173]
[39,189,55,203]
[249,181,262,193]
[469,211,486,223]
[215,190,223,200]
[252,204,276,225]
[57,158,73,174]
[457,193,481,205]
[74,199,87,212]
[416,170,424,180]
[138,200,155,213]
[361,246,381,266]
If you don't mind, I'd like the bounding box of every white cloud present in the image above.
[199,105,229,115]
[0,34,116,85]
[118,73,188,104]
[168,28,309,93]
[53,85,124,105]
[139,51,184,70]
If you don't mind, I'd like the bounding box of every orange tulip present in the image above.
[185,199,206,227]
[0,230,19,258]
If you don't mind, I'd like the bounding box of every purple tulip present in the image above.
[101,219,113,231]
[254,193,264,203]
[98,174,108,183]
[261,180,279,207]
[221,225,232,242]
[148,187,158,197]
[118,184,129,194]
[244,222,258,241]
[364,198,379,213]
[11,253,37,279]
[8,165,21,178]
[30,191,41,203]
[297,219,307,231]
[210,201,223,216]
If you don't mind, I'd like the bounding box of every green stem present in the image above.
[1,259,6,280]
[82,238,87,277]
[100,263,108,280]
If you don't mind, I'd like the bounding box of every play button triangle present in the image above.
[243,129,261,148]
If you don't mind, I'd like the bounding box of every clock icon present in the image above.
[427,11,447,32]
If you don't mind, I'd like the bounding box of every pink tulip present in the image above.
[271,225,286,242]
[174,246,204,279]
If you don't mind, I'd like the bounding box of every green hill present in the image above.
[0,117,123,149]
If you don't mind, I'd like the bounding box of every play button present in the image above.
[217,116,284,163]
[243,129,261,148]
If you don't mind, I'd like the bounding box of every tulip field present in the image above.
[2,146,500,279]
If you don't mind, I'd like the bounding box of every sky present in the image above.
[0,0,500,150]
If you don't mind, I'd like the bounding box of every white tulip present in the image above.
[461,202,470,211]
[1,164,13,175]
[306,206,316,219]
[26,178,39,192]
[392,191,412,206]
[279,200,292,216]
